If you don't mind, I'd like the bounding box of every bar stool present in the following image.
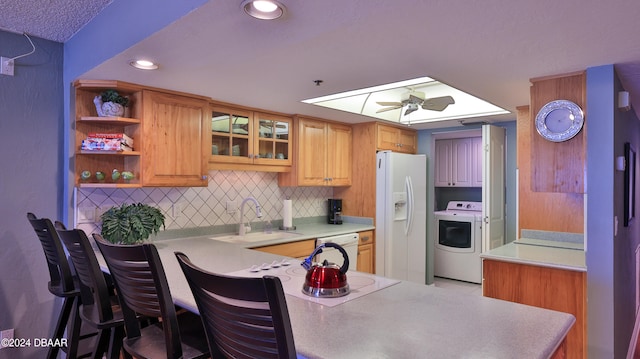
[93,234,209,359]
[175,251,298,359]
[26,213,95,359]
[55,223,132,359]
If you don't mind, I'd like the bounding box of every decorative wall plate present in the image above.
[535,100,584,142]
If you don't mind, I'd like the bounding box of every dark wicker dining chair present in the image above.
[54,223,131,359]
[175,251,297,359]
[27,212,95,359]
[93,234,209,359]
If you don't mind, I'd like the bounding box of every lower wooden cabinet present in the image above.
[357,230,375,274]
[483,259,585,359]
[252,239,316,260]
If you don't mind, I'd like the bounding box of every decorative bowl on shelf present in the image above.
[93,89,129,117]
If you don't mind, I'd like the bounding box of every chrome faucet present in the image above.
[238,196,262,236]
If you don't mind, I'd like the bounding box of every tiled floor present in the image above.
[433,276,482,296]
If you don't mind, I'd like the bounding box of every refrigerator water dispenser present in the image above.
[393,192,407,221]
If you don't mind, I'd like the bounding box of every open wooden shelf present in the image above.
[78,116,141,125]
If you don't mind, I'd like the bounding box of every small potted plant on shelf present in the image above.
[100,203,165,245]
[93,89,130,117]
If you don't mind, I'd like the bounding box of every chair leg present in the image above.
[91,329,111,359]
[47,296,75,359]
[108,326,131,359]
[65,297,82,359]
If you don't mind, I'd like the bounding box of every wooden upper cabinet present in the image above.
[376,123,417,153]
[278,116,352,187]
[141,90,209,187]
[398,128,418,153]
[327,122,353,186]
[209,105,292,172]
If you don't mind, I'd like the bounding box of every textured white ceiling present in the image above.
[3,0,640,128]
[0,0,111,43]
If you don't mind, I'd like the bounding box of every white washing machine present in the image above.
[434,201,483,284]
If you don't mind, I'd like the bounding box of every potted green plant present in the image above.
[93,89,130,117]
[100,203,165,244]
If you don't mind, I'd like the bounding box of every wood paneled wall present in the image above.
[530,72,586,193]
[518,106,584,234]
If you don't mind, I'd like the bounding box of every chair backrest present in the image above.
[55,224,114,323]
[93,234,183,357]
[26,212,76,294]
[175,252,297,359]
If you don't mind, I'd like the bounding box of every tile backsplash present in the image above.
[76,170,332,235]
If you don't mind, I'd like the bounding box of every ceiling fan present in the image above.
[376,91,455,116]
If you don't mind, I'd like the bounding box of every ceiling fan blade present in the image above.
[376,106,402,113]
[376,101,403,107]
[422,96,455,111]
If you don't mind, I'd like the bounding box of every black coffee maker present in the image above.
[328,199,343,224]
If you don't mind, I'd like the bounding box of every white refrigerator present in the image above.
[375,150,427,285]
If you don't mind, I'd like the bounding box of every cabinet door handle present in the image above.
[202,175,208,180]
[361,236,370,242]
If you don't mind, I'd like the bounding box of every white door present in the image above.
[482,125,506,252]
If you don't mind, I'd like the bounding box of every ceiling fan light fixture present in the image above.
[302,76,509,126]
[130,59,158,70]
[241,0,286,20]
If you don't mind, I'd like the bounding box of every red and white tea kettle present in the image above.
[300,242,350,298]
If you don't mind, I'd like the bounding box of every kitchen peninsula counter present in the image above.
[480,237,586,358]
[100,236,574,359]
[480,238,586,272]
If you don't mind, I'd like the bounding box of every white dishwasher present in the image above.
[315,233,359,270]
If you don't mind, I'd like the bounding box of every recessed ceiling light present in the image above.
[130,59,158,70]
[241,0,286,20]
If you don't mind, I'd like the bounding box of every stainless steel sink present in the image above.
[210,231,301,243]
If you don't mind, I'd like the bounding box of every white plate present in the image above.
[535,100,584,142]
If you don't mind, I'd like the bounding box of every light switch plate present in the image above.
[226,200,237,214]
[172,202,184,218]
[77,207,96,223]
[0,57,14,76]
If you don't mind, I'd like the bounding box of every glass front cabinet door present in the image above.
[210,106,292,167]
[253,113,292,166]
[211,106,252,164]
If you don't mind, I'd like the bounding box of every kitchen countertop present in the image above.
[243,222,375,248]
[154,217,375,249]
[97,235,575,358]
[480,239,586,272]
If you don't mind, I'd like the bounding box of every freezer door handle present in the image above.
[405,176,414,236]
